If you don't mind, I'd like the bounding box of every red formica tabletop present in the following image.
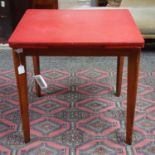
[9,9,144,48]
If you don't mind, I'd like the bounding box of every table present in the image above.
[9,9,144,144]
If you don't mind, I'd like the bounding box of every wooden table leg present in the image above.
[12,49,30,143]
[32,56,41,97]
[126,49,140,145]
[116,56,124,97]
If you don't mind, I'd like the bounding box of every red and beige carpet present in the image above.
[0,49,155,154]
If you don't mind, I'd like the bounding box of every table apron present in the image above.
[22,47,141,57]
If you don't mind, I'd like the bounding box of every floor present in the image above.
[0,48,155,154]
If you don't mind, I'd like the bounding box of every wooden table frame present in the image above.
[12,46,140,145]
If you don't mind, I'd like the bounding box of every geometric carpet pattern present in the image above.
[0,49,155,154]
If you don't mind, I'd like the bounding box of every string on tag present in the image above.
[16,49,25,75]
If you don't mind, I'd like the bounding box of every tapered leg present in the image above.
[33,56,41,97]
[116,56,124,97]
[12,49,30,143]
[126,49,140,145]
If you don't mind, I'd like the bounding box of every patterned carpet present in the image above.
[0,48,155,154]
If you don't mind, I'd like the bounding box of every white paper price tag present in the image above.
[16,48,23,53]
[34,75,48,89]
[18,65,25,74]
[1,1,5,7]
